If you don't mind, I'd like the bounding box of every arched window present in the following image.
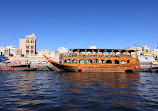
[106,60,112,64]
[72,59,78,63]
[127,60,130,63]
[99,60,105,64]
[93,59,98,63]
[79,60,85,64]
[113,60,119,64]
[121,60,126,64]
[67,59,71,63]
[86,59,92,64]
[64,60,67,63]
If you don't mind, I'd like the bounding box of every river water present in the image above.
[0,71,158,111]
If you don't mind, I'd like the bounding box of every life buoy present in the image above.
[78,66,82,72]
[135,65,139,69]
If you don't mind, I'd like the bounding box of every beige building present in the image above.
[142,45,150,53]
[153,49,158,55]
[0,46,5,55]
[15,48,22,57]
[20,34,36,56]
[4,48,10,57]
[37,49,59,58]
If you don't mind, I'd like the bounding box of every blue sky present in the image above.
[0,0,158,51]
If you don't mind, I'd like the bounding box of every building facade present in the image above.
[20,34,36,56]
[142,45,150,53]
[153,49,158,55]
[0,46,5,55]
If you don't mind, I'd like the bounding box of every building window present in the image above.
[26,50,29,54]
[31,50,34,54]
[31,40,34,43]
[26,40,29,43]
[26,46,29,49]
[31,46,34,49]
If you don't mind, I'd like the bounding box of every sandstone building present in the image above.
[19,34,36,56]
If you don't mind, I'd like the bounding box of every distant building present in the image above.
[0,46,5,55]
[2,46,21,57]
[124,46,142,56]
[153,49,158,55]
[90,46,96,49]
[142,45,150,53]
[19,34,36,56]
[4,48,10,57]
[37,49,59,58]
[6,46,16,56]
[57,47,69,54]
[15,48,22,57]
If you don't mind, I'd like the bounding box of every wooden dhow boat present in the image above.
[43,49,139,72]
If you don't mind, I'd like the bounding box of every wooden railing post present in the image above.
[119,50,121,57]
[85,49,87,57]
[78,49,79,57]
[112,50,113,57]
[104,50,107,57]
[98,49,99,57]
[71,49,72,57]
[126,50,128,57]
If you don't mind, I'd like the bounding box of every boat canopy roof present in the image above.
[69,49,136,52]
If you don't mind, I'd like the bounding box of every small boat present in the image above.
[148,67,158,73]
[0,64,39,71]
[148,61,158,73]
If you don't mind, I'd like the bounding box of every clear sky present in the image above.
[0,0,158,51]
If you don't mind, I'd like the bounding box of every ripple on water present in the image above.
[0,71,158,111]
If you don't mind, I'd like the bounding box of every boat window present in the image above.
[86,59,92,64]
[106,60,112,64]
[64,60,67,63]
[60,59,63,64]
[121,60,126,64]
[127,60,130,63]
[99,60,105,64]
[87,52,92,57]
[72,59,78,63]
[79,60,85,64]
[106,52,110,57]
[93,59,98,63]
[113,60,119,64]
[67,59,71,63]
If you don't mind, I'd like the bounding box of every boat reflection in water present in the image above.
[0,71,158,110]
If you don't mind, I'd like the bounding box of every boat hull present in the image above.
[50,62,135,72]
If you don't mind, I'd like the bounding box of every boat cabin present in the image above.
[59,49,138,65]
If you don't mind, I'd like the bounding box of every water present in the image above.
[0,71,158,111]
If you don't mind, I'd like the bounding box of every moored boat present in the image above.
[0,64,39,71]
[44,48,139,72]
[148,61,158,73]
